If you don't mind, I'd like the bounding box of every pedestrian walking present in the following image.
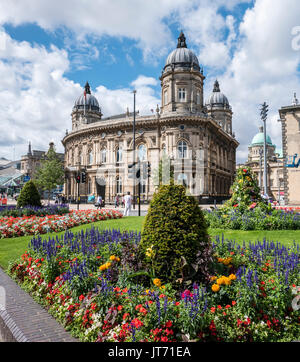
[123,192,132,217]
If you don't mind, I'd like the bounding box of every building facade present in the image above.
[279,93,300,205]
[62,32,239,204]
[237,126,284,202]
[21,142,64,180]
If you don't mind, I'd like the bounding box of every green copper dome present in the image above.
[251,127,273,146]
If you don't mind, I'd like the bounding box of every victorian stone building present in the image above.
[237,127,284,202]
[278,93,300,205]
[62,32,239,204]
[21,142,64,179]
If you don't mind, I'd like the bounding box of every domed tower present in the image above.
[248,126,276,163]
[205,80,232,135]
[160,31,205,115]
[71,81,102,131]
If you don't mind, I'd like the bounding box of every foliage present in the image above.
[0,209,123,238]
[34,144,64,201]
[205,166,300,231]
[225,166,267,212]
[17,180,41,208]
[8,226,300,342]
[0,204,69,218]
[205,207,300,231]
[138,184,212,287]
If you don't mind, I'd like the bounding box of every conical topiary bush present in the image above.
[138,184,212,287]
[17,180,42,208]
[226,166,266,211]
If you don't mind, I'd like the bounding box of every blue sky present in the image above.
[0,0,299,162]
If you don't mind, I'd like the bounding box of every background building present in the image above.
[21,142,64,180]
[279,93,300,205]
[62,32,239,204]
[237,126,284,202]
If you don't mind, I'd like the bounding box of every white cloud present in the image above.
[0,28,160,160]
[216,0,300,161]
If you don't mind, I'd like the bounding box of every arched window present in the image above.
[101,148,107,163]
[178,88,186,102]
[196,91,200,105]
[178,140,188,159]
[116,176,122,194]
[138,144,147,161]
[116,146,123,162]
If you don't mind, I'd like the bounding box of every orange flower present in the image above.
[212,284,220,292]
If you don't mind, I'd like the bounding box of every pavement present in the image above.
[0,268,78,342]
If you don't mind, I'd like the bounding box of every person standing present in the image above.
[114,194,119,208]
[96,195,102,210]
[123,192,132,216]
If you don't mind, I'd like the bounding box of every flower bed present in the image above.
[205,207,300,230]
[8,228,300,342]
[0,204,69,218]
[0,209,123,238]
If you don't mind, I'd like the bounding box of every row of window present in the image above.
[164,88,201,105]
[69,141,191,166]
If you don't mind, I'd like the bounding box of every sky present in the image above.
[0,0,300,163]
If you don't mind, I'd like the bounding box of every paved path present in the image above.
[0,268,78,342]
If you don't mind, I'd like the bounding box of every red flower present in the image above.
[232,301,236,306]
[79,294,85,301]
[165,320,172,328]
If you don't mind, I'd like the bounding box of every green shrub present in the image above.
[17,180,41,208]
[138,184,212,287]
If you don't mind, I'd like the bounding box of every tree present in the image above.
[34,143,64,203]
[138,184,212,287]
[225,166,267,211]
[17,180,41,207]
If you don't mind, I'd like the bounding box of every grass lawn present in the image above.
[0,216,299,270]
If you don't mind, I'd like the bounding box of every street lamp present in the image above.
[259,147,263,190]
[132,90,137,210]
[260,102,269,198]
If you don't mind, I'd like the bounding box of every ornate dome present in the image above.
[251,126,273,146]
[164,32,200,73]
[206,80,230,109]
[74,82,100,112]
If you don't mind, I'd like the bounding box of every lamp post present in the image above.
[132,90,137,210]
[260,102,269,198]
[259,147,263,190]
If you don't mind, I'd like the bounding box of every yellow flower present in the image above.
[146,245,155,258]
[217,277,225,285]
[115,257,120,262]
[105,262,112,269]
[160,285,166,290]
[99,264,107,271]
[212,284,220,292]
[210,276,217,282]
[229,274,237,281]
[109,255,116,261]
[223,277,231,286]
[153,278,162,287]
